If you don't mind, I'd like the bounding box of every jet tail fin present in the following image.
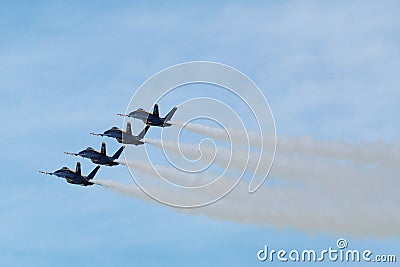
[87,165,101,180]
[164,107,177,122]
[137,126,150,140]
[112,146,125,160]
[153,104,160,118]
[101,142,106,155]
[126,122,132,136]
[75,162,82,176]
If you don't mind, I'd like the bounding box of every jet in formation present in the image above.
[90,122,149,145]
[39,162,100,186]
[118,104,177,127]
[40,103,176,186]
[64,142,124,166]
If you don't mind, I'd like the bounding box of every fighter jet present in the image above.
[90,122,149,145]
[39,162,100,186]
[117,104,177,127]
[64,142,124,166]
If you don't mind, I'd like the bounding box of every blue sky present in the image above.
[0,1,399,266]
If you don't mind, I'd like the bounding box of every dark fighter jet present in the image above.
[64,142,124,166]
[90,122,149,145]
[118,104,177,127]
[39,162,100,186]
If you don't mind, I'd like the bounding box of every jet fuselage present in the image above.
[128,109,172,127]
[50,168,94,186]
[74,148,119,166]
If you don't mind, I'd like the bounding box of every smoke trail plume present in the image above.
[108,124,400,237]
[136,135,400,237]
[91,179,144,198]
[145,138,399,191]
[115,158,217,186]
[91,175,400,237]
[171,121,400,168]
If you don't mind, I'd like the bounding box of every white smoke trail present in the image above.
[144,138,247,174]
[145,138,400,191]
[115,158,218,186]
[135,137,399,237]
[200,182,400,237]
[91,179,144,198]
[91,177,400,237]
[110,132,400,237]
[171,121,400,168]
